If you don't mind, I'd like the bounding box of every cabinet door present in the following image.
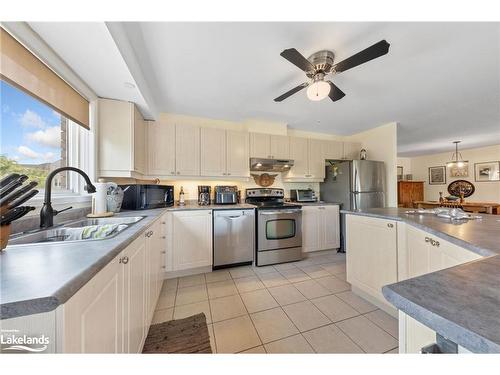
[346,215,398,303]
[172,210,213,271]
[123,236,147,354]
[270,135,289,159]
[308,139,326,179]
[320,205,340,250]
[147,121,176,176]
[302,207,320,253]
[249,133,271,158]
[146,220,163,324]
[62,253,123,353]
[286,137,309,178]
[406,225,431,278]
[324,140,343,160]
[133,106,146,174]
[98,98,133,173]
[175,124,200,176]
[200,127,226,176]
[226,130,250,177]
[343,142,362,160]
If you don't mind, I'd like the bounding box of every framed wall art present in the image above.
[428,166,446,185]
[449,162,469,178]
[474,161,500,182]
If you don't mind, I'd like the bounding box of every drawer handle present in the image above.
[162,236,166,239]
[162,221,166,224]
[425,237,431,243]
[161,266,166,269]
[387,223,394,228]
[120,256,129,264]
[161,251,166,254]
[318,207,326,210]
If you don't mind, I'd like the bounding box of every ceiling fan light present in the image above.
[306,81,330,101]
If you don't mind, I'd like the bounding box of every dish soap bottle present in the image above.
[179,186,185,206]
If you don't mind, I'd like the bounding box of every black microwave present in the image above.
[120,184,174,210]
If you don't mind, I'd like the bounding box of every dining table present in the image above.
[413,200,500,214]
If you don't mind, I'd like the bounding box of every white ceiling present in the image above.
[29,22,500,156]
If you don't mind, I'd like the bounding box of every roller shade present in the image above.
[0,27,89,129]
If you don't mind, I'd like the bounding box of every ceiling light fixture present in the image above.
[446,141,468,168]
[306,79,330,101]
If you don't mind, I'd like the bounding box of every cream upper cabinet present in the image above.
[270,135,290,159]
[286,137,309,178]
[133,106,146,174]
[302,205,340,253]
[346,214,398,309]
[226,130,250,177]
[308,139,326,179]
[98,98,146,178]
[146,121,176,176]
[175,124,200,176]
[285,137,325,181]
[201,127,226,177]
[343,141,362,160]
[249,132,271,158]
[324,140,343,160]
[249,133,289,159]
[172,210,213,271]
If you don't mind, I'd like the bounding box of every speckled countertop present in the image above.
[1,203,255,320]
[343,207,500,353]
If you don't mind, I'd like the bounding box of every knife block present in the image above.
[0,224,11,251]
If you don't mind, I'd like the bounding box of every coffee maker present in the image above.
[198,185,211,205]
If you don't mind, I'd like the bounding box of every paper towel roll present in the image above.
[94,180,108,214]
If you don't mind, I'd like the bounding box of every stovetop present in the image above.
[246,201,301,209]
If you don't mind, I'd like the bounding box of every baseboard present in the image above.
[161,265,213,280]
[351,285,398,318]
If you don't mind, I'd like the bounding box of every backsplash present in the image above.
[109,174,319,201]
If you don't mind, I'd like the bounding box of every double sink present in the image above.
[9,216,145,246]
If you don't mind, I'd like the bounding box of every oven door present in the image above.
[258,209,302,251]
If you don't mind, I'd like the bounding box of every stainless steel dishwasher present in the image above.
[213,209,255,268]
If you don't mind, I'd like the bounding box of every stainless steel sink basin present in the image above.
[8,216,145,247]
[63,216,145,227]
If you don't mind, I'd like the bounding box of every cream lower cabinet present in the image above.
[61,220,165,353]
[302,205,340,253]
[169,210,213,272]
[346,214,398,313]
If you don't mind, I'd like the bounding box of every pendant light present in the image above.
[446,141,468,168]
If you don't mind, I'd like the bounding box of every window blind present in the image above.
[0,27,90,129]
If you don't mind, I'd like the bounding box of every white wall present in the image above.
[408,144,500,202]
[347,122,399,207]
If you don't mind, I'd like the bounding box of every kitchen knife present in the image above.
[0,173,20,188]
[0,175,28,198]
[0,181,38,207]
[7,189,39,209]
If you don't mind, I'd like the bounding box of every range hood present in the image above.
[250,158,294,172]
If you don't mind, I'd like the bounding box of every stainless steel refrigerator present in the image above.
[320,160,386,251]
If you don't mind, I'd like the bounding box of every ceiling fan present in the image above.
[274,40,390,103]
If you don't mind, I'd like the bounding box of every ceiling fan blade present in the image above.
[332,40,390,74]
[274,82,309,102]
[280,48,315,72]
[327,81,346,101]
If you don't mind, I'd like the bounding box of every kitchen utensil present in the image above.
[0,181,38,207]
[0,175,28,198]
[7,189,39,209]
[0,206,35,226]
[0,173,20,188]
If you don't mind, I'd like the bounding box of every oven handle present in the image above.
[259,210,302,215]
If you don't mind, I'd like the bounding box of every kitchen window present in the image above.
[0,79,95,203]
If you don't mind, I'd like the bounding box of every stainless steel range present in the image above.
[245,188,302,266]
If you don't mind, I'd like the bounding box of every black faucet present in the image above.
[40,167,96,228]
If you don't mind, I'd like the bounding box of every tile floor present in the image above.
[153,250,399,354]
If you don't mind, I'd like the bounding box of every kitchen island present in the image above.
[342,207,500,353]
